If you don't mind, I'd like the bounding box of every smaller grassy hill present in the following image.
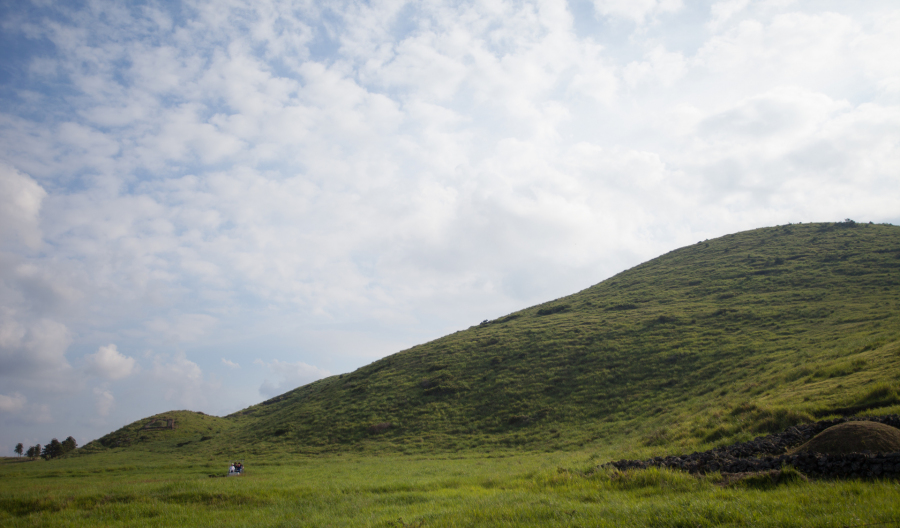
[80,411,235,454]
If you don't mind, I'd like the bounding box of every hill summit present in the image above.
[85,222,900,457]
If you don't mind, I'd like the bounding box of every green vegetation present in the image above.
[31,437,78,460]
[85,221,900,458]
[4,221,900,526]
[2,451,899,527]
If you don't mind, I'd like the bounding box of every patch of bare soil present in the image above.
[791,421,900,455]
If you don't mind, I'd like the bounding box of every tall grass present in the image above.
[2,452,898,527]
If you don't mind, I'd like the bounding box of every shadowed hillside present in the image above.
[84,222,900,457]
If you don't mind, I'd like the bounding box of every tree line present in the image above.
[14,437,77,459]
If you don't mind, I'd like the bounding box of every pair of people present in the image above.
[230,462,243,473]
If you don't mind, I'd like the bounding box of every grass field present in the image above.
[2,451,900,527]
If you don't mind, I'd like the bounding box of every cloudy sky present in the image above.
[1,0,898,452]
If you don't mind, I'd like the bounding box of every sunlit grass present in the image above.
[2,452,898,527]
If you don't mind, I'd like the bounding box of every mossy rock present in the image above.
[792,421,900,455]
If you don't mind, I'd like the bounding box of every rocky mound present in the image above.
[607,415,900,479]
[792,421,900,455]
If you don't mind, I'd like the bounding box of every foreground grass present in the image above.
[2,452,898,527]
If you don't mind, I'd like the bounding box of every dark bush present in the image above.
[368,422,394,434]
[537,305,569,316]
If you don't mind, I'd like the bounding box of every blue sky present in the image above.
[1,0,899,452]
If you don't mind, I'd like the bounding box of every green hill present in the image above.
[84,221,900,457]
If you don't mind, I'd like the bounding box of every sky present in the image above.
[1,0,899,453]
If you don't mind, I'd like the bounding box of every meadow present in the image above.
[2,449,900,527]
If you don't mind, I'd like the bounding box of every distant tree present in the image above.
[33,444,41,459]
[42,438,62,459]
[14,443,23,457]
[61,436,77,454]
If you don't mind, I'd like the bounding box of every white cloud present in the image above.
[84,344,136,380]
[694,11,864,98]
[708,0,751,30]
[145,314,218,343]
[0,395,52,424]
[852,10,900,97]
[93,387,115,417]
[259,359,331,398]
[697,87,844,142]
[0,392,27,413]
[221,358,239,368]
[624,46,686,87]
[151,352,202,382]
[671,89,900,220]
[568,45,619,103]
[148,352,219,408]
[0,312,72,388]
[593,0,683,24]
[0,164,46,250]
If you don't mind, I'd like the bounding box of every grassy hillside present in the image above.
[80,411,236,454]
[84,221,900,458]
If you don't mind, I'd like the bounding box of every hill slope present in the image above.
[85,222,900,456]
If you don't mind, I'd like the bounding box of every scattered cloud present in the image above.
[0,397,52,425]
[84,344,136,380]
[623,46,687,87]
[147,352,219,409]
[0,393,27,413]
[258,360,331,398]
[708,0,751,30]
[593,0,683,24]
[0,164,45,250]
[145,314,218,344]
[0,313,72,389]
[221,358,240,369]
[93,388,115,417]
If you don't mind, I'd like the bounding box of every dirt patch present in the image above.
[791,421,900,455]
[368,422,394,434]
